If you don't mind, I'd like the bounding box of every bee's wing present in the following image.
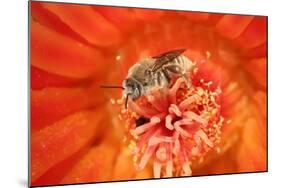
[151,49,186,72]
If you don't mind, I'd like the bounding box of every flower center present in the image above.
[112,57,229,178]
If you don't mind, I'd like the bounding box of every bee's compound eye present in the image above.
[125,78,135,88]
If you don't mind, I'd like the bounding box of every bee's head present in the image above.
[122,78,142,108]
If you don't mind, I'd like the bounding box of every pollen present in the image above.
[114,62,226,178]
[116,55,122,61]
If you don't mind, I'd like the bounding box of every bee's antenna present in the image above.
[100,85,124,89]
[125,93,131,109]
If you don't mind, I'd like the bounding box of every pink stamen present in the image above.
[196,130,214,147]
[179,139,190,167]
[131,122,157,135]
[151,116,161,123]
[165,143,173,177]
[166,143,173,160]
[135,127,161,154]
[139,145,157,170]
[148,136,173,146]
[191,147,200,156]
[169,77,185,103]
[174,124,192,138]
[174,118,193,127]
[183,111,207,126]
[194,134,202,146]
[179,95,197,110]
[177,140,186,164]
[153,161,162,178]
[156,145,167,161]
[169,104,182,116]
[131,116,160,136]
[165,114,174,130]
[182,162,192,176]
[166,160,173,177]
[173,133,180,155]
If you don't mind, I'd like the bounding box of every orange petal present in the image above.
[236,116,267,172]
[133,8,164,22]
[116,39,139,78]
[192,149,238,175]
[31,2,89,45]
[31,20,106,78]
[192,61,229,91]
[252,91,267,121]
[221,82,244,118]
[32,145,91,186]
[112,147,136,180]
[134,165,153,179]
[241,43,267,58]
[243,58,267,88]
[31,66,83,90]
[92,6,137,33]
[31,85,105,131]
[215,15,254,40]
[60,134,119,184]
[134,22,189,59]
[134,18,217,59]
[235,16,267,49]
[181,12,210,22]
[42,3,122,46]
[31,109,105,182]
[206,13,224,25]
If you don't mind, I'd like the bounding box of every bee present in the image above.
[101,49,195,108]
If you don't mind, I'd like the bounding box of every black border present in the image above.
[28,1,268,187]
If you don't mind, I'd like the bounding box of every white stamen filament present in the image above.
[183,111,207,126]
[139,146,156,170]
[174,124,192,138]
[169,104,182,116]
[196,130,214,147]
[174,118,193,127]
[153,161,162,178]
[148,136,173,146]
[179,96,197,110]
[166,160,173,177]
[182,162,192,176]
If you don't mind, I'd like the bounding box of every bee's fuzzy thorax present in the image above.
[113,62,227,178]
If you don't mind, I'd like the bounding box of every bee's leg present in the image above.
[156,71,166,88]
[182,72,192,88]
[152,73,159,87]
[125,93,131,109]
[161,71,170,88]
[156,72,161,86]
[162,68,171,87]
